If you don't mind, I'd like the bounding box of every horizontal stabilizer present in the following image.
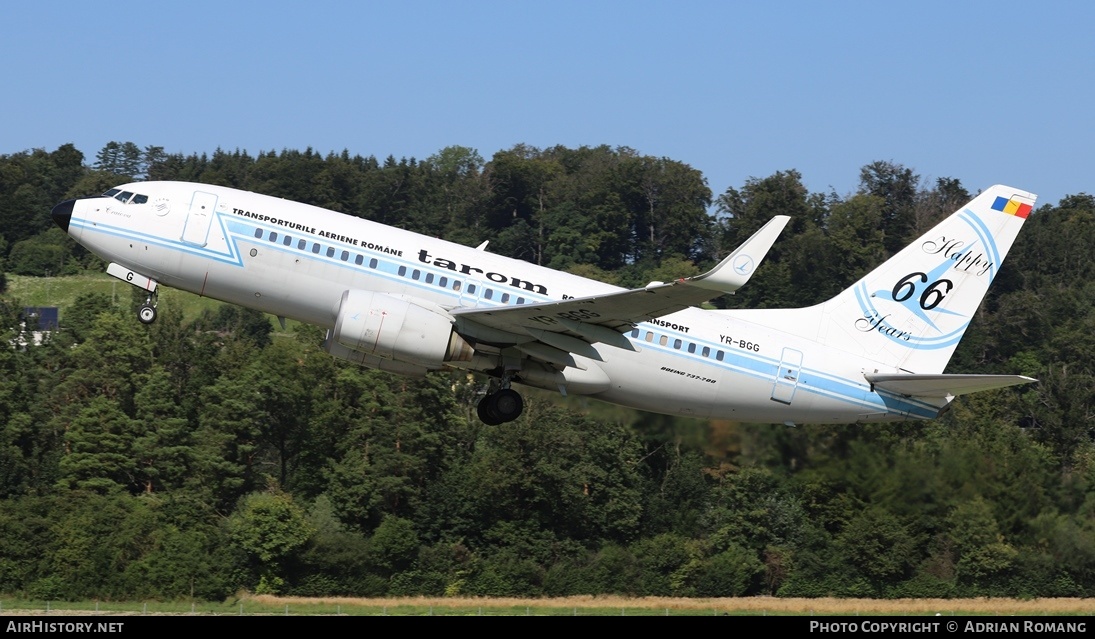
[866,373,1037,398]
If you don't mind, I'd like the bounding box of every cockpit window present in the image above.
[107,191,149,204]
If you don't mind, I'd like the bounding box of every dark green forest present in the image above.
[0,142,1092,601]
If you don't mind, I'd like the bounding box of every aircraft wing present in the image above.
[451,216,789,358]
[865,373,1038,398]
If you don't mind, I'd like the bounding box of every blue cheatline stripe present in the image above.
[83,214,938,420]
[631,319,939,418]
[71,215,244,266]
[233,219,556,308]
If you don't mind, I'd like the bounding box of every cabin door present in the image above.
[181,191,219,246]
[770,347,804,405]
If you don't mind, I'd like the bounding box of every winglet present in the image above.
[686,215,790,293]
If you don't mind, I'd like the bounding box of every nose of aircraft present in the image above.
[51,199,75,233]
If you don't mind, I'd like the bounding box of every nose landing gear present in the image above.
[137,291,159,324]
[103,264,160,325]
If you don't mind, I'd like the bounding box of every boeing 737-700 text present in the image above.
[51,182,1037,424]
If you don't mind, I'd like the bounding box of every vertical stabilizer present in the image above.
[816,185,1036,373]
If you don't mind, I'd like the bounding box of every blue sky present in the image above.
[4,1,1091,208]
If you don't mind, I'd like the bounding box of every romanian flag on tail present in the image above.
[991,196,1033,219]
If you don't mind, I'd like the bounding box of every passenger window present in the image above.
[659,335,668,346]
[716,351,725,362]
[326,247,335,258]
[298,239,307,250]
[269,232,278,243]
[254,228,263,239]
[412,269,420,280]
[702,346,710,358]
[500,293,510,303]
[398,265,407,276]
[645,331,654,342]
[631,329,640,338]
[425,273,434,284]
[283,235,292,246]
[467,284,475,295]
[484,289,493,300]
[311,243,320,254]
[673,339,682,349]
[355,254,363,265]
[453,280,461,292]
[341,250,349,261]
[369,258,378,269]
[688,343,697,354]
[439,276,448,288]
[517,297,525,305]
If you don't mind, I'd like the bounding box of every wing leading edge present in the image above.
[452,215,790,353]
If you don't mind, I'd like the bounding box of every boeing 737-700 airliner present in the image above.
[50,182,1037,424]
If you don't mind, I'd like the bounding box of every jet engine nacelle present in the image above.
[324,337,431,377]
[330,289,474,367]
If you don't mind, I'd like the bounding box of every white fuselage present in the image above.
[65,182,944,424]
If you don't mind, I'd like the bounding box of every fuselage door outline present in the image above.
[771,347,804,405]
[459,276,484,308]
[181,191,219,247]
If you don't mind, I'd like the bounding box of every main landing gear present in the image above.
[137,291,159,324]
[477,376,524,425]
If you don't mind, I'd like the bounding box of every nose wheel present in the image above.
[137,292,159,324]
